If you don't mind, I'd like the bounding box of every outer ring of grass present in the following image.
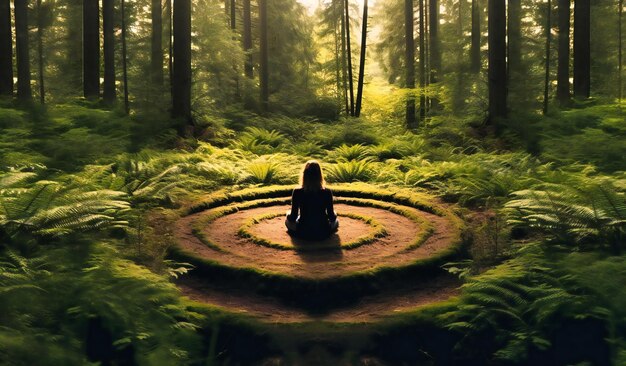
[236,211,388,251]
[171,183,468,305]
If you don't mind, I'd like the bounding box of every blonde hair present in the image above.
[299,160,325,191]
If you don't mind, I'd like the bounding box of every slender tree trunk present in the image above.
[344,0,355,116]
[243,0,253,78]
[617,0,624,103]
[405,0,416,127]
[470,0,481,73]
[488,0,507,123]
[230,0,236,30]
[36,0,45,104]
[172,0,192,125]
[341,0,349,114]
[355,0,368,117]
[458,0,463,35]
[573,0,590,99]
[557,0,570,105]
[166,0,173,99]
[259,0,269,112]
[429,0,440,109]
[334,1,342,105]
[151,0,164,85]
[419,0,426,120]
[507,0,521,80]
[103,0,116,104]
[544,0,552,115]
[0,0,12,96]
[83,0,100,99]
[15,0,32,102]
[121,0,129,113]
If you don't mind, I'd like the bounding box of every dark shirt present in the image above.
[287,188,337,237]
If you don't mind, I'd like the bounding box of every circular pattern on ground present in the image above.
[239,211,387,250]
[172,184,465,281]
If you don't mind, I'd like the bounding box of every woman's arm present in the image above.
[287,189,299,221]
[326,189,337,222]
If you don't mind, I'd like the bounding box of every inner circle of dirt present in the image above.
[241,212,383,250]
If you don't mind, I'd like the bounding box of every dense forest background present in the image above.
[0,0,625,364]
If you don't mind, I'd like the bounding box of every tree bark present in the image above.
[103,0,116,104]
[557,0,570,105]
[617,0,624,103]
[259,0,269,112]
[0,0,12,96]
[405,0,416,127]
[544,0,552,115]
[341,0,349,114]
[487,0,507,122]
[121,0,129,113]
[36,0,45,104]
[15,0,32,102]
[470,0,481,73]
[166,0,173,98]
[151,0,164,85]
[83,0,100,99]
[230,0,236,30]
[507,0,522,79]
[573,0,590,99]
[172,0,192,124]
[355,0,368,117]
[243,0,253,78]
[419,0,425,120]
[344,0,355,116]
[429,0,440,108]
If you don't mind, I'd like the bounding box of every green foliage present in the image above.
[440,244,605,364]
[326,160,374,183]
[245,159,286,185]
[505,178,626,250]
[0,172,129,239]
[327,143,372,162]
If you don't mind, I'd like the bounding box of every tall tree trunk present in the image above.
[103,0,116,104]
[355,0,368,117]
[617,0,624,103]
[121,0,129,113]
[259,0,269,112]
[557,0,570,105]
[15,0,32,102]
[470,0,481,73]
[419,0,426,121]
[243,0,253,78]
[429,0,440,108]
[151,0,164,85]
[344,0,355,116]
[573,0,590,99]
[544,0,552,115]
[0,0,12,96]
[230,0,236,30]
[487,0,507,122]
[405,0,416,127]
[507,0,521,79]
[83,0,100,99]
[333,1,342,106]
[166,0,173,98]
[172,0,192,125]
[341,0,349,114]
[36,0,45,104]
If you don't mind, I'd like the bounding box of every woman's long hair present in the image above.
[300,160,325,191]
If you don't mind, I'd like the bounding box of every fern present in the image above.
[505,178,626,249]
[0,175,130,238]
[326,160,374,183]
[327,144,372,162]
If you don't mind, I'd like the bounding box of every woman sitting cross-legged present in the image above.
[285,160,339,240]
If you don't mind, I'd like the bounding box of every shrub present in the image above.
[326,160,374,183]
